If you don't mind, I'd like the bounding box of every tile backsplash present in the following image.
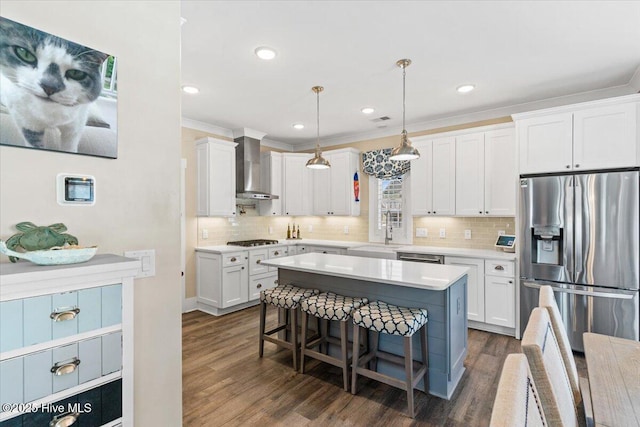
[196,207,514,250]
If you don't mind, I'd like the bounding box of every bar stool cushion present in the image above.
[260,284,318,309]
[353,301,428,336]
[300,292,369,321]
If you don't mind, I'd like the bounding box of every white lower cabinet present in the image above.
[306,246,346,255]
[249,273,278,301]
[445,256,516,334]
[444,257,485,323]
[221,264,249,307]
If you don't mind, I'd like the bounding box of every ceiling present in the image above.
[180,1,640,149]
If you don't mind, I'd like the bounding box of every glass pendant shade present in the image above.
[389,59,420,161]
[306,85,331,169]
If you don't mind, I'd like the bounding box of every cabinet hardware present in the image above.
[256,283,262,289]
[566,165,571,169]
[322,251,327,254]
[494,265,505,271]
[50,412,80,427]
[575,164,580,168]
[433,211,436,214]
[485,211,489,214]
[274,279,279,284]
[274,251,279,256]
[508,280,513,284]
[50,308,80,322]
[51,358,81,376]
[256,259,261,264]
[230,257,237,262]
[479,211,482,214]
[241,267,245,270]
[427,211,431,214]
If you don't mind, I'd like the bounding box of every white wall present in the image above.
[0,2,183,426]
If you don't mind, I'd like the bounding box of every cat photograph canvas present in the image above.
[0,16,117,158]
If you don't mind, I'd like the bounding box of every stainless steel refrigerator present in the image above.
[519,169,639,351]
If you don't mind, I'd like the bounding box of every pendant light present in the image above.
[306,86,331,169]
[389,59,420,161]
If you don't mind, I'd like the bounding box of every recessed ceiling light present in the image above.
[182,85,199,94]
[255,46,277,60]
[456,84,475,93]
[292,123,305,130]
[361,107,375,114]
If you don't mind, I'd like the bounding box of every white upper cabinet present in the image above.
[196,137,237,217]
[573,102,638,170]
[455,132,485,216]
[282,153,313,216]
[484,128,516,216]
[515,95,639,174]
[410,136,456,216]
[311,148,360,216]
[258,151,282,216]
[456,128,516,216]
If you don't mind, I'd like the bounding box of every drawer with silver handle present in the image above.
[485,260,515,277]
[1,331,122,407]
[222,252,247,267]
[0,285,122,353]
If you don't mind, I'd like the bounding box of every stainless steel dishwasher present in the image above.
[397,252,445,264]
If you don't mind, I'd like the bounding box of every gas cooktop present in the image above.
[226,239,280,247]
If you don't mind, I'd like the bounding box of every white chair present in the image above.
[539,285,593,426]
[490,353,547,427]
[521,307,584,427]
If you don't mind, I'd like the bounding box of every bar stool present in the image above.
[351,301,429,418]
[259,283,319,370]
[299,292,369,391]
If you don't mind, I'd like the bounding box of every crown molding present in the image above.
[262,138,294,151]
[181,118,233,138]
[232,128,267,140]
[629,65,640,92]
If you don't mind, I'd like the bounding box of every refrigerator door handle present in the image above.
[564,176,575,281]
[574,179,583,282]
[523,281,635,300]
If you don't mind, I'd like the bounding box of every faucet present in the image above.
[384,210,393,245]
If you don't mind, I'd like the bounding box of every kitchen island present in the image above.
[260,253,469,400]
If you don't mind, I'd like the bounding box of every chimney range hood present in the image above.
[234,129,279,200]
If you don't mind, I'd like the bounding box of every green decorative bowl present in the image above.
[0,241,97,265]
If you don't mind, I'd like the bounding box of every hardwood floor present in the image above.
[183,307,586,426]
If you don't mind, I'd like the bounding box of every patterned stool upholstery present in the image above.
[301,292,369,321]
[259,283,319,371]
[351,300,429,418]
[352,301,428,336]
[299,292,369,391]
[260,283,318,309]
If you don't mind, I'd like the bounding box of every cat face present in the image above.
[0,17,109,107]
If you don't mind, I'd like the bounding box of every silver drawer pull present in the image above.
[274,251,280,256]
[50,412,79,427]
[50,308,80,322]
[256,259,261,264]
[494,265,505,271]
[257,283,262,289]
[230,257,237,262]
[274,279,279,284]
[51,358,81,376]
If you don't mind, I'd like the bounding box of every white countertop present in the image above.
[260,253,469,291]
[195,239,516,260]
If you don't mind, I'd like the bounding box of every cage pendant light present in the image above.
[389,59,420,161]
[306,86,331,169]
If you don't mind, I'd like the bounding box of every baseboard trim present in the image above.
[182,297,197,313]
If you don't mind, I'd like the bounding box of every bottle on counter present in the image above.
[297,225,301,239]
[292,223,296,239]
[287,224,291,239]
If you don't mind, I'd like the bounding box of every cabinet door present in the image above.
[485,276,515,327]
[445,257,484,322]
[432,137,456,215]
[249,249,269,276]
[0,299,23,352]
[573,102,638,170]
[259,152,282,216]
[409,140,433,215]
[485,128,516,216]
[328,151,351,215]
[283,155,312,216]
[455,132,485,216]
[221,264,248,308]
[517,113,573,174]
[249,273,278,301]
[311,157,331,215]
[196,139,237,217]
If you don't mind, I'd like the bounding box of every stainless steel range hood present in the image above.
[234,129,279,200]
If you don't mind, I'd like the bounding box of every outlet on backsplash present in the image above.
[439,228,446,238]
[464,229,472,240]
[202,229,208,239]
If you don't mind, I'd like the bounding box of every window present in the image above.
[368,175,413,244]
[100,56,118,97]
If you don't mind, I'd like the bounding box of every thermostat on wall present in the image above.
[57,174,95,205]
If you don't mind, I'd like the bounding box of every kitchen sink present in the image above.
[346,244,402,260]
